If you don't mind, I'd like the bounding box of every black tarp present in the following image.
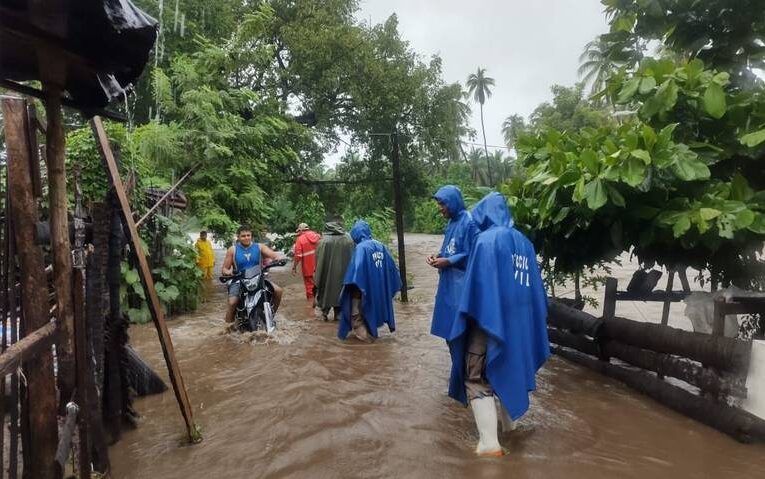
[0,0,157,110]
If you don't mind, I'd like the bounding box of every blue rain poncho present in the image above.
[338,220,402,340]
[448,192,550,420]
[430,185,479,339]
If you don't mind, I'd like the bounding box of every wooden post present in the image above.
[603,277,617,321]
[104,191,125,442]
[44,89,77,405]
[85,202,111,473]
[3,97,59,479]
[6,201,20,479]
[660,269,676,327]
[678,267,691,292]
[713,296,726,337]
[25,104,43,198]
[72,268,92,479]
[90,117,197,440]
[391,131,408,302]
[1,173,8,479]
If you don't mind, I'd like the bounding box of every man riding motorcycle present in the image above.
[222,225,285,325]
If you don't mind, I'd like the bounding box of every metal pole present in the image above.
[391,132,408,302]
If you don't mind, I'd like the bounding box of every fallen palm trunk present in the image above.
[546,299,751,374]
[602,316,751,374]
[546,328,601,357]
[124,346,167,396]
[552,346,765,443]
[546,326,746,397]
[547,299,601,335]
[601,341,747,398]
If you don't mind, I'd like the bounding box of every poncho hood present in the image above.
[433,185,466,217]
[298,230,321,244]
[350,220,373,244]
[470,192,514,230]
[324,221,346,235]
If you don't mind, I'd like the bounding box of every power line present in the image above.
[459,140,512,151]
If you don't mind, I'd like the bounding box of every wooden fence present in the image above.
[548,274,765,443]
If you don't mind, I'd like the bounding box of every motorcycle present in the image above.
[220,258,287,333]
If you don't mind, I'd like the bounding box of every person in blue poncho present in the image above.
[428,185,479,340]
[338,219,402,342]
[448,192,550,457]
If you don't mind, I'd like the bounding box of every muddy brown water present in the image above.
[110,234,765,478]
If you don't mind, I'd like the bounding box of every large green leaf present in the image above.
[734,209,755,229]
[639,76,657,94]
[703,83,727,119]
[672,215,691,238]
[125,269,140,286]
[740,128,765,148]
[617,77,641,104]
[580,149,599,174]
[748,215,765,234]
[642,125,657,152]
[552,207,570,224]
[672,157,710,181]
[630,149,651,165]
[698,208,721,220]
[607,185,626,207]
[731,174,754,202]
[584,179,607,210]
[572,177,586,203]
[621,157,647,187]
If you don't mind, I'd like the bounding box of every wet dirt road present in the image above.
[110,234,765,478]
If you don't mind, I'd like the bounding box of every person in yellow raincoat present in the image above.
[195,231,215,279]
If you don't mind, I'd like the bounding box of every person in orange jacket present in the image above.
[292,223,321,302]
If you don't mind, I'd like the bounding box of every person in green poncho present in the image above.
[314,217,355,321]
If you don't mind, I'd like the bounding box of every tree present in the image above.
[600,0,765,87]
[505,1,765,292]
[466,67,496,185]
[502,114,526,149]
[578,38,621,99]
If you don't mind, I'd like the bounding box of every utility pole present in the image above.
[391,131,409,302]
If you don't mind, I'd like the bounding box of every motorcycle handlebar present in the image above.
[218,258,288,283]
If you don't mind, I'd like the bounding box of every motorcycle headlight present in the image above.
[243,276,260,291]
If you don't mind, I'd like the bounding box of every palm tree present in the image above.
[466,68,495,185]
[467,148,489,186]
[501,114,526,149]
[578,38,617,99]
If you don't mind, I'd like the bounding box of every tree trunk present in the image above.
[547,299,602,335]
[2,97,58,479]
[480,102,493,185]
[86,202,111,472]
[104,192,127,443]
[603,316,750,373]
[574,271,582,305]
[44,91,76,405]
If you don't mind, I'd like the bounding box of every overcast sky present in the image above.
[353,0,609,155]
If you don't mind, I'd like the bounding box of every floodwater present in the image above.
[110,234,765,478]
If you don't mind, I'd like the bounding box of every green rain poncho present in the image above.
[314,222,355,310]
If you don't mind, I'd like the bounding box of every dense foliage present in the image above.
[122,214,203,323]
[503,0,765,292]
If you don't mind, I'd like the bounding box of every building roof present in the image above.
[0,0,157,111]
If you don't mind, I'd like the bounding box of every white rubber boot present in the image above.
[470,397,503,457]
[495,397,516,433]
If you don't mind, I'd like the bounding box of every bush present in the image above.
[412,200,446,234]
[268,191,325,235]
[123,214,203,323]
[344,207,395,247]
